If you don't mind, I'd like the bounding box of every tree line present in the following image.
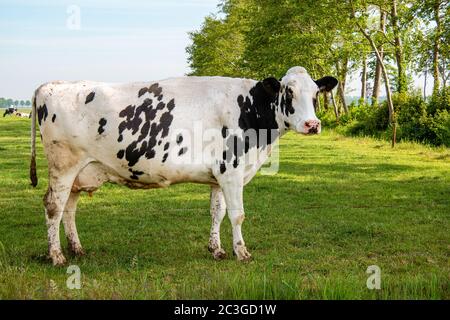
[186,0,450,146]
[0,98,31,108]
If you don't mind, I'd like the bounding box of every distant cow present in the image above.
[15,112,31,118]
[30,66,338,266]
[3,107,17,117]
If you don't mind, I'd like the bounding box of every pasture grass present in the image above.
[0,116,449,299]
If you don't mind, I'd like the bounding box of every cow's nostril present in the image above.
[309,127,318,134]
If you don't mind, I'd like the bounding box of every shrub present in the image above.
[319,89,450,147]
[429,109,450,147]
[428,87,450,115]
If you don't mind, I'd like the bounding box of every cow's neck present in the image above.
[237,81,290,148]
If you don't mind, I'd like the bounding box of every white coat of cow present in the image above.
[30,66,337,265]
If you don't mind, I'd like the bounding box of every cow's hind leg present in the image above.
[45,168,83,266]
[208,186,227,260]
[63,191,85,256]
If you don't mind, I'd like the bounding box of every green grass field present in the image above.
[0,115,449,299]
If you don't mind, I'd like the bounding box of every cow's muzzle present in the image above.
[304,119,321,134]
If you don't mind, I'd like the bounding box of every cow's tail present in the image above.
[30,91,38,187]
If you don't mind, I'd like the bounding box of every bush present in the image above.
[428,87,450,115]
[319,89,450,147]
[429,109,450,146]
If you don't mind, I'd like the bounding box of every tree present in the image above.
[372,10,386,105]
[413,0,449,96]
[350,0,395,122]
[391,0,407,93]
[361,55,368,101]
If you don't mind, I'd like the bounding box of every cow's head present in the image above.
[277,66,338,134]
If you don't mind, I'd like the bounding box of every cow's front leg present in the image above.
[219,177,251,261]
[208,186,227,260]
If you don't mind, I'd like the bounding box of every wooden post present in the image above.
[391,122,397,148]
[331,90,340,122]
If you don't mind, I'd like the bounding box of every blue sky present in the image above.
[0,0,220,99]
[0,0,429,100]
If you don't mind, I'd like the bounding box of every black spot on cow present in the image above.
[117,149,125,159]
[284,121,290,128]
[220,162,226,174]
[138,87,148,98]
[164,142,170,151]
[98,118,107,134]
[52,114,56,123]
[117,85,176,167]
[128,168,144,180]
[219,77,284,173]
[223,134,246,169]
[37,104,48,125]
[85,92,95,104]
[158,140,162,146]
[176,134,183,145]
[162,153,169,163]
[138,83,164,99]
[149,83,163,97]
[237,77,281,147]
[221,126,228,138]
[280,87,295,116]
[178,147,187,156]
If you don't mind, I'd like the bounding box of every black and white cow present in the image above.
[30,66,338,266]
[15,112,31,118]
[3,107,17,117]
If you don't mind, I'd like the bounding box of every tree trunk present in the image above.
[391,0,407,93]
[440,60,448,90]
[424,69,428,100]
[354,15,394,122]
[372,11,386,105]
[336,57,349,113]
[331,90,340,121]
[432,0,441,96]
[323,92,329,111]
[361,55,367,102]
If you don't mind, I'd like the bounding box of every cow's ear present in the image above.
[262,77,281,97]
[315,76,338,92]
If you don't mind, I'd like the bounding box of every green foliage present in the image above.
[326,90,450,147]
[186,15,246,77]
[186,0,360,79]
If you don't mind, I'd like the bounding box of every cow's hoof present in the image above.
[212,248,227,260]
[68,245,85,257]
[234,245,252,262]
[49,251,67,266]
